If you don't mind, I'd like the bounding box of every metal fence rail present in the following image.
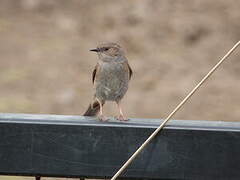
[0,113,240,180]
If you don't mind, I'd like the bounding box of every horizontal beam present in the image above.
[0,113,240,179]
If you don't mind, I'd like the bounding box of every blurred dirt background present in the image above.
[0,0,240,179]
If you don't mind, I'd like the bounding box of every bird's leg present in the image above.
[116,101,129,121]
[96,98,107,122]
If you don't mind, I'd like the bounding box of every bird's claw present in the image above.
[115,115,129,121]
[98,115,108,122]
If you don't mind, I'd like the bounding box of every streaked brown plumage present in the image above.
[83,42,132,121]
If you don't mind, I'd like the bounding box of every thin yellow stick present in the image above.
[111,41,240,180]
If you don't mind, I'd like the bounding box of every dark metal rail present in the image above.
[0,113,240,180]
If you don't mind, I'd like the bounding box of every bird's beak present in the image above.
[90,48,100,52]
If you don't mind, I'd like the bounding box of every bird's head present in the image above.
[90,42,125,62]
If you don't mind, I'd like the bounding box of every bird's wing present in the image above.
[126,62,133,80]
[92,63,100,84]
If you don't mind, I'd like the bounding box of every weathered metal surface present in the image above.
[0,113,240,180]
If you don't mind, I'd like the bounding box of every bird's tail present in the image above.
[83,100,105,116]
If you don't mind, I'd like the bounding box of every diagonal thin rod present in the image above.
[111,41,240,180]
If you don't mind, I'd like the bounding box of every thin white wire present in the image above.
[111,41,240,180]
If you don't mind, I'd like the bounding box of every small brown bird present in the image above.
[83,42,132,121]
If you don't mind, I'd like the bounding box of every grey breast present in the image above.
[95,61,129,102]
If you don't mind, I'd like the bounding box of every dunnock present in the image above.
[83,42,132,121]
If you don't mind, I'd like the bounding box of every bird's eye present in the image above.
[104,47,110,51]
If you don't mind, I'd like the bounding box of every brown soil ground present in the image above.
[0,0,240,179]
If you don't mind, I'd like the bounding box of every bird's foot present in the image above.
[116,115,129,121]
[98,115,108,122]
